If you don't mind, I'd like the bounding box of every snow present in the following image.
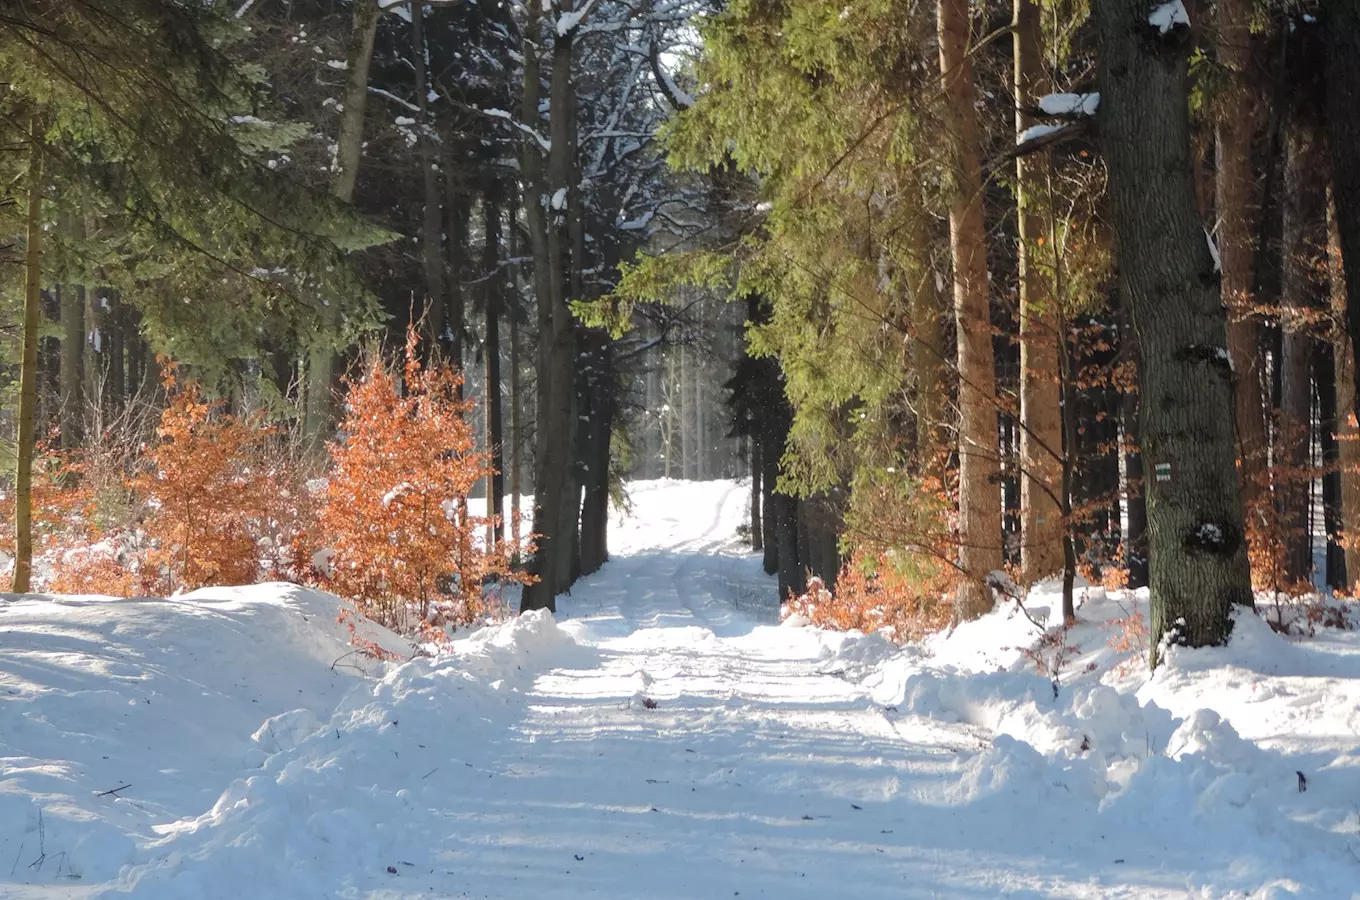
[1149,0,1190,33]
[1206,228,1223,272]
[1016,122,1067,145]
[550,187,568,210]
[4,480,1360,898]
[1037,92,1099,117]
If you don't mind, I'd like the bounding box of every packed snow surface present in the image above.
[3,479,1360,898]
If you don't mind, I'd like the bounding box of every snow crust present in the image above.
[3,480,1359,898]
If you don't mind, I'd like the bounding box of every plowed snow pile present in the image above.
[2,479,1358,899]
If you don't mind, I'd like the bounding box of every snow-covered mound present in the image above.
[2,480,1359,898]
[0,586,411,886]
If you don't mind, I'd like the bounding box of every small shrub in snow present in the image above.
[319,329,526,635]
[133,365,298,594]
[783,549,953,642]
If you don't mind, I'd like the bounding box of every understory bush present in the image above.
[4,333,524,638]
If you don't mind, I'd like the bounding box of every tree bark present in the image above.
[1321,0,1360,428]
[1317,342,1346,589]
[1094,0,1253,658]
[902,182,949,477]
[1014,0,1064,583]
[1120,301,1150,589]
[14,116,45,593]
[938,0,1003,618]
[750,441,763,552]
[412,1,446,352]
[333,0,379,203]
[578,340,614,576]
[59,278,84,450]
[1217,0,1269,509]
[107,292,125,413]
[774,491,803,601]
[1327,187,1360,590]
[483,188,505,548]
[522,4,581,610]
[509,215,524,558]
[306,0,380,444]
[1279,126,1321,587]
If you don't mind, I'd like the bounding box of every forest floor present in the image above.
[2,479,1360,899]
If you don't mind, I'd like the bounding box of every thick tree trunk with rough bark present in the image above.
[1095,0,1254,657]
[14,118,44,594]
[938,0,1003,618]
[1014,0,1063,582]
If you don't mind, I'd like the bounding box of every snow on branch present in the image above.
[368,87,421,114]
[649,42,694,111]
[1037,92,1099,117]
[1006,121,1089,160]
[557,0,602,36]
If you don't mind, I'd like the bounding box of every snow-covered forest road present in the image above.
[3,480,1358,899]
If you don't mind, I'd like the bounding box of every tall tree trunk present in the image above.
[126,307,147,399]
[522,6,581,610]
[1317,342,1346,589]
[1328,187,1360,590]
[938,0,1003,618]
[1321,0,1360,426]
[509,216,524,558]
[903,182,948,477]
[306,0,380,444]
[1095,0,1253,659]
[483,189,505,548]
[412,1,446,351]
[59,279,83,449]
[578,341,614,576]
[1120,300,1150,589]
[1217,0,1269,511]
[14,117,45,593]
[107,292,125,413]
[750,441,763,552]
[774,490,803,600]
[444,190,470,372]
[1014,0,1063,582]
[85,285,106,425]
[1279,126,1321,587]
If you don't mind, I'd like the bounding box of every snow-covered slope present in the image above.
[2,479,1358,898]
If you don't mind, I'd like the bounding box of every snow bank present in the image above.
[92,607,593,898]
[826,581,1360,895]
